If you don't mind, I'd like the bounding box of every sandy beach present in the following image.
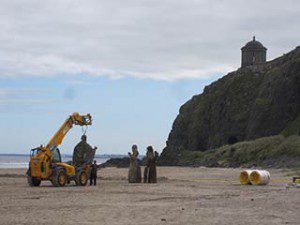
[0,167,299,225]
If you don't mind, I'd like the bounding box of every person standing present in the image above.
[128,145,142,183]
[144,146,159,183]
[90,160,98,186]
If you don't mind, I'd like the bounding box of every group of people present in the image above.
[73,135,159,186]
[128,145,159,183]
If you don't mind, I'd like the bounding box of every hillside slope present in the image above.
[178,135,300,169]
[160,46,300,166]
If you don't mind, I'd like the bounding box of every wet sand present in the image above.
[0,167,299,225]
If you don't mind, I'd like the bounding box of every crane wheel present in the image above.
[51,168,67,187]
[27,175,41,187]
[75,170,88,186]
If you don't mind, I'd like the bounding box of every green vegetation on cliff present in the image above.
[178,135,300,168]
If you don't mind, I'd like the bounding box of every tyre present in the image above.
[51,168,67,187]
[75,170,88,186]
[27,175,41,187]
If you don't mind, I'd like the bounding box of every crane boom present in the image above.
[46,112,92,152]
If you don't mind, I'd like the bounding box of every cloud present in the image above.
[66,80,90,86]
[0,0,299,80]
[0,88,42,99]
[0,88,55,106]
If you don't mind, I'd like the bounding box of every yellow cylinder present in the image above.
[239,170,253,185]
[250,170,270,185]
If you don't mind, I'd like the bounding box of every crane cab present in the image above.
[28,147,89,187]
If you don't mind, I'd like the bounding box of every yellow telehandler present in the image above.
[26,112,94,187]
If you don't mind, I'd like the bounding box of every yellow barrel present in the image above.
[239,170,253,185]
[250,170,270,185]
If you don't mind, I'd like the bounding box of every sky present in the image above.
[0,0,299,154]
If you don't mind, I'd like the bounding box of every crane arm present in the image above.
[45,112,92,152]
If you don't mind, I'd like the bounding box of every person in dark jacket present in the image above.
[143,146,159,183]
[90,160,98,186]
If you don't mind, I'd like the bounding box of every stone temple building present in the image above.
[241,36,267,67]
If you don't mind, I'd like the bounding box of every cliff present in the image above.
[160,46,300,166]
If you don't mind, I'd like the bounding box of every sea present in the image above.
[0,154,111,169]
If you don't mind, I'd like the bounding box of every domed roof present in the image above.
[241,36,267,50]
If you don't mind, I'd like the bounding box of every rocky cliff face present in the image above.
[160,46,300,165]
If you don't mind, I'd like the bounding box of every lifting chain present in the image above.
[81,125,88,135]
